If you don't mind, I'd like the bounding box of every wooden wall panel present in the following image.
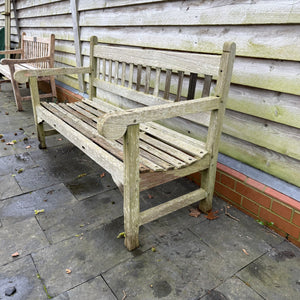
[0,0,299,186]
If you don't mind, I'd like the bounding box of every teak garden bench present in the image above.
[0,32,56,111]
[15,36,236,250]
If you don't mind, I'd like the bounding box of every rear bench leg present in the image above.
[29,77,47,149]
[123,124,140,251]
[198,166,215,213]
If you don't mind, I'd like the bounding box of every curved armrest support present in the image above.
[97,96,220,140]
[14,66,91,83]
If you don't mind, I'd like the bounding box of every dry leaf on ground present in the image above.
[66,269,72,274]
[11,252,19,257]
[189,208,201,218]
[205,210,219,220]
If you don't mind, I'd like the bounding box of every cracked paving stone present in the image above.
[32,217,154,297]
[0,217,49,267]
[237,241,300,300]
[0,183,78,225]
[0,256,49,300]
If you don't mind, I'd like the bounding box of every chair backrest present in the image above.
[21,32,55,68]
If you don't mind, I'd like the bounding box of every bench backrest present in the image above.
[21,32,55,68]
[88,36,235,109]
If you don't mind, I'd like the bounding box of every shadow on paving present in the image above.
[0,89,299,299]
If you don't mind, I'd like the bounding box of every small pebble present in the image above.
[5,286,16,296]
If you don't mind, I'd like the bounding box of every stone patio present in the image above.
[0,88,299,299]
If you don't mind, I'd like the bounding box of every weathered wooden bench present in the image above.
[0,32,56,111]
[15,36,235,250]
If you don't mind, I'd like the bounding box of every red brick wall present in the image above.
[188,163,300,248]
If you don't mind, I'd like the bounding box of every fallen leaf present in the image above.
[11,252,19,257]
[148,194,153,199]
[1,139,5,142]
[189,208,201,218]
[6,142,15,145]
[66,269,72,274]
[100,172,105,178]
[34,209,45,215]
[14,133,17,136]
[77,173,87,178]
[205,210,219,220]
[5,112,9,115]
[242,249,249,255]
[17,168,24,174]
[117,232,126,239]
[57,138,62,141]
[151,247,156,252]
[0,134,3,138]
[19,128,23,131]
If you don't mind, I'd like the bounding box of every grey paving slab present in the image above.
[66,171,116,201]
[190,199,284,273]
[0,131,39,157]
[0,174,22,200]
[0,217,49,266]
[37,189,123,243]
[13,165,62,193]
[0,256,49,300]
[52,276,117,300]
[0,183,78,225]
[0,152,36,176]
[202,276,264,300]
[237,241,300,300]
[105,229,235,299]
[32,217,154,297]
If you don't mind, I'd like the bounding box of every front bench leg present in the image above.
[123,124,140,251]
[29,77,46,149]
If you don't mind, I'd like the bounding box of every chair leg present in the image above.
[123,124,140,251]
[49,76,57,101]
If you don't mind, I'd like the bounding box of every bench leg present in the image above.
[9,65,23,111]
[198,166,216,213]
[29,77,47,149]
[49,76,57,100]
[123,124,140,251]
[37,122,46,149]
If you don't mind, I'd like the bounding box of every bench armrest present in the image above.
[0,49,23,55]
[97,96,220,139]
[14,66,91,83]
[1,56,51,66]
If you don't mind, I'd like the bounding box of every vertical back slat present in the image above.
[145,66,151,94]
[136,64,142,91]
[187,72,198,100]
[175,71,184,102]
[121,62,126,86]
[164,69,172,99]
[201,75,213,97]
[153,67,161,97]
[102,58,106,81]
[108,60,112,82]
[89,36,98,100]
[114,61,119,84]
[128,63,134,88]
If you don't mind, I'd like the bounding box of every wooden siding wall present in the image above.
[0,0,299,187]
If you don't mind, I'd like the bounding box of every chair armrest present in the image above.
[14,66,91,83]
[0,49,23,55]
[1,56,51,66]
[97,96,220,140]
